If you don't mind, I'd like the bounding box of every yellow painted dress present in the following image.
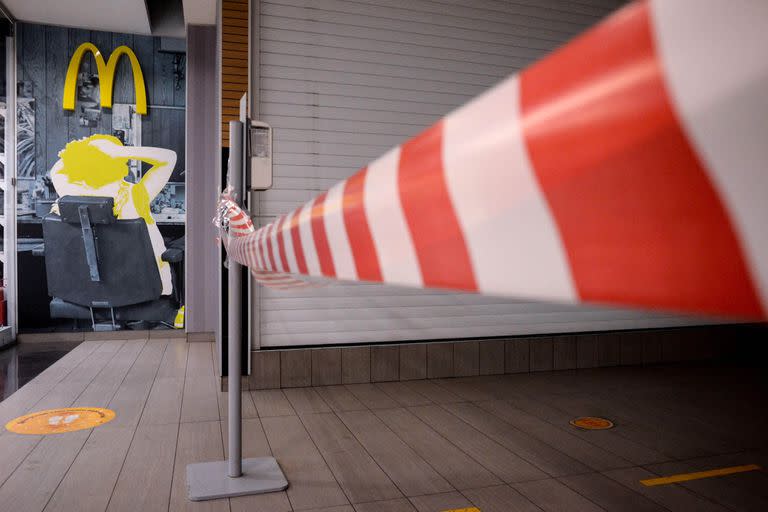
[49,135,176,295]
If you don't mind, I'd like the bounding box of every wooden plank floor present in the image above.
[0,340,766,512]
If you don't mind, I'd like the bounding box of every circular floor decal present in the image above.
[570,416,614,430]
[5,407,116,435]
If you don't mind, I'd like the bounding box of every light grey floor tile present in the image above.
[251,389,296,417]
[559,472,667,512]
[374,408,502,490]
[603,466,729,512]
[477,400,631,471]
[445,402,591,477]
[375,381,432,407]
[353,498,416,512]
[284,387,333,414]
[401,380,464,404]
[315,385,368,412]
[262,415,349,510]
[338,410,452,497]
[409,404,547,483]
[301,412,402,503]
[463,484,542,512]
[409,491,473,512]
[345,383,399,410]
[514,478,605,512]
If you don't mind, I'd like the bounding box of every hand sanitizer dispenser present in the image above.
[247,121,272,190]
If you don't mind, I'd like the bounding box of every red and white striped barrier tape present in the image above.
[218,0,768,320]
[217,188,316,289]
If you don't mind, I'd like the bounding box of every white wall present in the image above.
[252,0,714,347]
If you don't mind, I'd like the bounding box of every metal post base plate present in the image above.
[186,457,288,501]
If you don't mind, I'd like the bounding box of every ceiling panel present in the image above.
[183,0,217,25]
[4,0,152,34]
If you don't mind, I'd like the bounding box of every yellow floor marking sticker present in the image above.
[640,464,762,486]
[5,407,116,435]
[570,416,614,430]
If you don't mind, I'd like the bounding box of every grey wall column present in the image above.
[185,24,218,334]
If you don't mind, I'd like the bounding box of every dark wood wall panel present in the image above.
[20,23,46,178]
[45,25,68,176]
[17,23,186,180]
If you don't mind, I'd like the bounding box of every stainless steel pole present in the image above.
[185,109,286,504]
[227,120,244,478]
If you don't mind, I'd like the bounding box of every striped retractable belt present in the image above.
[220,0,768,321]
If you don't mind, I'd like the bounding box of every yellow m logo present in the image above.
[63,42,148,115]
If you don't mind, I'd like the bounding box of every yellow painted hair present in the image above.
[58,134,129,188]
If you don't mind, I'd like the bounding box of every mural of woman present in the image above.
[49,134,177,295]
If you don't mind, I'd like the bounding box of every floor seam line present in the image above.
[165,339,191,512]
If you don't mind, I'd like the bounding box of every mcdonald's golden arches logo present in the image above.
[63,42,148,115]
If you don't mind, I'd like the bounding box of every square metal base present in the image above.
[186,457,288,501]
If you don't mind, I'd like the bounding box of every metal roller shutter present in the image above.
[254,0,712,347]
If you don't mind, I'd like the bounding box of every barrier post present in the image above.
[185,121,288,501]
[227,120,244,479]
